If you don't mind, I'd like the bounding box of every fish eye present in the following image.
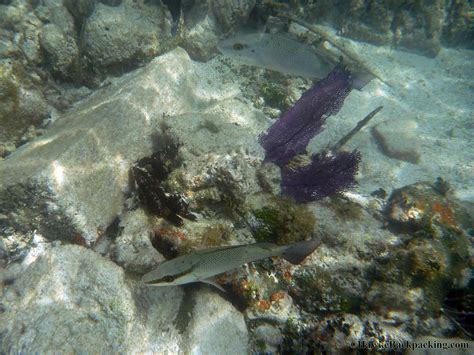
[233,43,245,50]
[161,275,175,283]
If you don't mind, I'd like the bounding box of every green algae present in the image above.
[252,197,315,245]
[259,82,291,111]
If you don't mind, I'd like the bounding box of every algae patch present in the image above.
[251,197,315,245]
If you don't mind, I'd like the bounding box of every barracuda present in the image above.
[142,240,321,290]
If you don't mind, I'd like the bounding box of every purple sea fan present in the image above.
[281,151,361,203]
[259,65,352,166]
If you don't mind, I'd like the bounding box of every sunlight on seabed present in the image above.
[31,137,55,148]
[52,160,65,189]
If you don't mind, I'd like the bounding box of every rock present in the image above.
[181,0,256,61]
[183,287,248,354]
[0,62,49,153]
[210,0,256,33]
[36,0,76,36]
[0,229,34,266]
[81,2,172,72]
[39,24,79,78]
[0,31,17,58]
[0,47,266,245]
[110,209,164,273]
[0,244,184,352]
[100,0,122,7]
[385,182,473,233]
[253,324,283,352]
[302,0,472,57]
[442,2,474,48]
[0,3,25,30]
[63,0,96,23]
[16,10,44,64]
[181,2,220,62]
[371,118,421,164]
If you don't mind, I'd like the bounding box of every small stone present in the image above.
[371,118,421,164]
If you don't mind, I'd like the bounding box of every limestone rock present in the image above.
[303,0,472,57]
[82,2,172,71]
[0,62,49,155]
[0,47,266,245]
[371,118,421,164]
[183,287,249,354]
[39,24,78,78]
[35,0,76,37]
[210,0,256,33]
[181,2,220,62]
[110,209,164,273]
[0,244,184,352]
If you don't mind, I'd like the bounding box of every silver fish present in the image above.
[217,31,333,79]
[142,240,320,289]
[217,31,374,90]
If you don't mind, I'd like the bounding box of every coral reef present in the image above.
[0,2,472,353]
[385,181,472,232]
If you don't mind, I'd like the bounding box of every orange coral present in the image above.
[431,202,457,227]
[283,269,293,281]
[271,291,287,303]
[257,300,271,311]
[154,227,187,241]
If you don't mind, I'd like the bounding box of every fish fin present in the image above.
[282,240,321,265]
[200,278,227,293]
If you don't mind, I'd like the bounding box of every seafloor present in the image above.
[0,0,473,353]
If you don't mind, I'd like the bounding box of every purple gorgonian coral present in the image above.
[259,65,361,202]
[280,151,361,203]
[258,65,352,167]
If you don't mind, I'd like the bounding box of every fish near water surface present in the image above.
[142,240,321,289]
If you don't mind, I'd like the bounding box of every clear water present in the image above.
[0,1,472,353]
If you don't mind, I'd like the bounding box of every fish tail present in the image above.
[282,240,321,265]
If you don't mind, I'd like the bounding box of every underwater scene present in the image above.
[0,0,473,353]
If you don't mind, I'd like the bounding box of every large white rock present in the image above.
[0,47,266,245]
[0,245,183,352]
